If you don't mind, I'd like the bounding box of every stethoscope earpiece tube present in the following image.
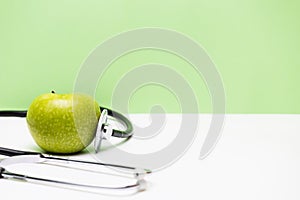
[0,147,151,193]
[0,110,27,117]
[0,147,41,157]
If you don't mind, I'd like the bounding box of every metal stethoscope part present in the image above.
[0,147,150,194]
[94,108,133,153]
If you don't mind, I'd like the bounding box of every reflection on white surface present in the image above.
[0,115,300,200]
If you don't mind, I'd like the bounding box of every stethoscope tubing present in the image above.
[0,168,143,191]
[0,106,133,139]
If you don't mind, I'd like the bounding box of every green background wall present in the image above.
[0,0,299,113]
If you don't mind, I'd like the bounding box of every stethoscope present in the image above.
[0,107,150,194]
[0,106,134,153]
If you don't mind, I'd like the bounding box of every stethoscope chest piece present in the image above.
[94,109,113,153]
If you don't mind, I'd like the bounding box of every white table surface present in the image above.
[0,114,300,200]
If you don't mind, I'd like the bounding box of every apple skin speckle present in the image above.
[26,93,101,154]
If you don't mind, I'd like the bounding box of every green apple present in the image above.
[26,92,101,154]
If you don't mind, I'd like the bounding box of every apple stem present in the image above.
[51,90,56,94]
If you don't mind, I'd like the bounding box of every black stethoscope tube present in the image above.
[0,107,133,139]
[0,110,27,117]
